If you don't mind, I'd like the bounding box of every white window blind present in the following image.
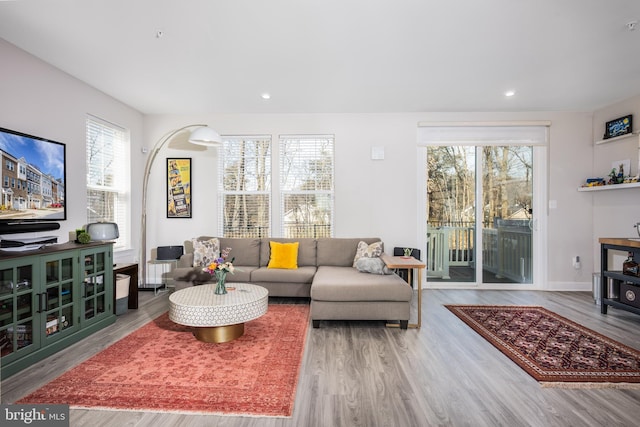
[218,136,271,237]
[279,135,334,238]
[86,115,130,249]
[417,121,550,146]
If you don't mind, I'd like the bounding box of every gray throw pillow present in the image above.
[355,257,392,275]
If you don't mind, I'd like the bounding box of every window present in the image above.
[218,134,335,238]
[86,115,130,249]
[218,136,271,237]
[279,135,334,238]
[418,122,548,288]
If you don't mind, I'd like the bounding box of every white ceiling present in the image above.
[1,0,640,115]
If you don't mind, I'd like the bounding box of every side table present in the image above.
[381,253,426,329]
[147,259,178,295]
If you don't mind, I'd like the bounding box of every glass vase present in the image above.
[214,270,228,295]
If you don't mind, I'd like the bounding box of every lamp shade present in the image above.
[188,126,222,146]
[86,222,119,241]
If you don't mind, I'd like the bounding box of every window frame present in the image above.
[278,134,335,239]
[218,136,272,238]
[217,134,335,238]
[85,115,131,250]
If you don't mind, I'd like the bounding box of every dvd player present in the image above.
[0,236,58,248]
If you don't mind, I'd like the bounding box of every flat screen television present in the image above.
[0,126,67,223]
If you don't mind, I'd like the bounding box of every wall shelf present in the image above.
[578,182,640,192]
[579,130,640,191]
[595,131,639,145]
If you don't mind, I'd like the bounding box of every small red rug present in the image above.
[17,304,310,416]
[446,305,640,388]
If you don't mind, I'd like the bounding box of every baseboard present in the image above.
[424,282,592,291]
[545,281,592,291]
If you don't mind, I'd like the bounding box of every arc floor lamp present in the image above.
[140,124,221,288]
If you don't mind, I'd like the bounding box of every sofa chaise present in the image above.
[171,236,413,329]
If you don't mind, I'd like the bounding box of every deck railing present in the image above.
[223,224,332,239]
[427,221,532,283]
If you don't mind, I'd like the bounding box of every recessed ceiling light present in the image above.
[505,90,516,97]
[261,93,271,100]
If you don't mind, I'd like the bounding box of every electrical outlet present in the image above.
[573,256,581,269]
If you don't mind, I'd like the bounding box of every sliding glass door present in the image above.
[481,146,533,284]
[426,145,536,285]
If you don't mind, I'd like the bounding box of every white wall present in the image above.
[0,39,144,263]
[0,38,605,290]
[591,95,640,270]
[144,111,594,290]
[546,113,595,289]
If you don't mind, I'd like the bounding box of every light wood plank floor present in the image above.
[3,289,640,427]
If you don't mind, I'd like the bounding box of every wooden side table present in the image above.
[381,253,426,329]
[113,263,139,309]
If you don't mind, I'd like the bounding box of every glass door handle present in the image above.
[37,292,47,313]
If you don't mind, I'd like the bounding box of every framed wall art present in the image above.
[167,158,192,218]
[604,114,632,139]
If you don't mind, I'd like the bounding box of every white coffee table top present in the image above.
[169,282,268,327]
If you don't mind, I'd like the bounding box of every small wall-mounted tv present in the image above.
[0,126,67,222]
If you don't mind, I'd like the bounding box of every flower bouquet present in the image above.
[203,247,235,294]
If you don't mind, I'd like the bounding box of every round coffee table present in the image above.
[168,282,268,343]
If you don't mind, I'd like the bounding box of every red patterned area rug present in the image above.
[446,305,640,388]
[17,304,310,416]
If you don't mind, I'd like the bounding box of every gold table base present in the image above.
[193,323,244,343]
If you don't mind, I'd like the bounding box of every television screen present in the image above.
[0,126,67,221]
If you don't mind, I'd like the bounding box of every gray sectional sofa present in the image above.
[171,236,413,329]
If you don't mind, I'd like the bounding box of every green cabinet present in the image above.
[41,251,78,345]
[80,247,112,327]
[0,259,38,363]
[0,242,115,378]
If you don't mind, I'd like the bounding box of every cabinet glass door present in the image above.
[0,262,37,362]
[82,249,110,325]
[41,255,77,343]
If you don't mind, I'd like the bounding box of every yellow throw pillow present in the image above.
[267,241,299,269]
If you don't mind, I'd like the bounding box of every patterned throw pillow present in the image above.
[352,240,383,267]
[355,257,392,275]
[191,238,220,267]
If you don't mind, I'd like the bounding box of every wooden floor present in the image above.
[3,289,640,427]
